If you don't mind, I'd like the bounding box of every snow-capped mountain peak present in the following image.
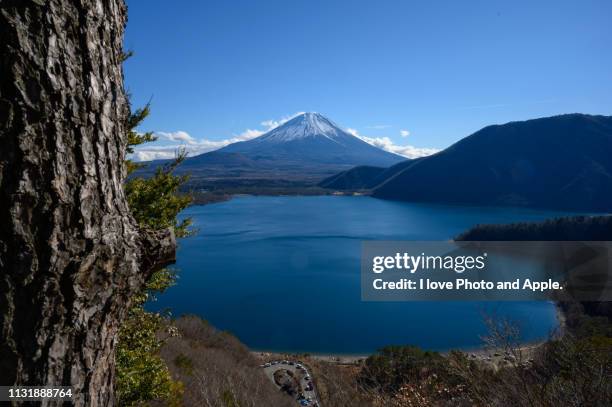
[259,112,345,143]
[218,112,404,167]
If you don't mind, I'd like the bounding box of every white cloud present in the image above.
[133,150,177,162]
[347,128,439,159]
[131,112,309,162]
[131,127,268,162]
[156,130,196,144]
[260,111,305,131]
[131,113,438,162]
[131,144,191,161]
[400,129,410,137]
[345,128,360,137]
[235,128,265,140]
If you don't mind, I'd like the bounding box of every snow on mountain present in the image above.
[258,113,346,143]
[219,112,405,167]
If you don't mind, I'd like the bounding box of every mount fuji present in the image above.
[217,112,404,167]
[147,112,407,186]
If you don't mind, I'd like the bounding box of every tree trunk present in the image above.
[0,1,175,405]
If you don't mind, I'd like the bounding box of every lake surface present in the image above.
[150,195,575,355]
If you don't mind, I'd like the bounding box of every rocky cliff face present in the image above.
[0,1,174,405]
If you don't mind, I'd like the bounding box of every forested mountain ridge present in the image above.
[323,114,612,212]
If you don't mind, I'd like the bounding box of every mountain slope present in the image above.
[219,112,405,167]
[133,113,407,190]
[319,165,386,189]
[371,114,612,211]
[179,151,261,169]
[319,158,424,190]
[321,114,612,212]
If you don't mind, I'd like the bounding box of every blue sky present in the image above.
[124,0,612,161]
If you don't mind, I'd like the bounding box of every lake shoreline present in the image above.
[186,192,606,217]
[249,337,554,365]
[160,195,569,356]
[250,300,567,367]
[251,341,545,369]
[187,189,364,206]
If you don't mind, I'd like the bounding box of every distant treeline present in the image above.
[187,186,333,206]
[457,214,612,319]
[457,215,612,241]
[357,214,612,405]
[458,213,612,329]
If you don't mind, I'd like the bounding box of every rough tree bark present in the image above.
[0,1,175,405]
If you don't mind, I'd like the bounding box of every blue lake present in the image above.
[150,195,575,355]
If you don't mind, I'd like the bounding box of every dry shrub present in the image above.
[303,358,374,407]
[158,316,294,407]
